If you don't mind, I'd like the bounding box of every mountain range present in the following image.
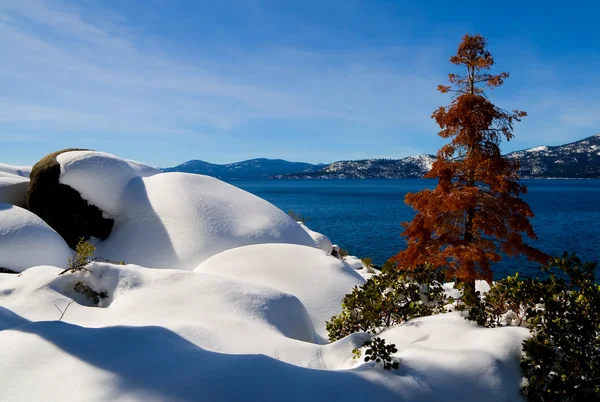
[162,158,325,179]
[162,134,600,179]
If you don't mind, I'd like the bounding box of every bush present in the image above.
[326,262,450,342]
[363,337,399,370]
[468,253,600,401]
[466,273,538,328]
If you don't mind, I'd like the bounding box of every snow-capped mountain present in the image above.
[161,158,325,179]
[506,134,600,178]
[280,155,436,179]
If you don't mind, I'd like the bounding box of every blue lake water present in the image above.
[227,179,600,280]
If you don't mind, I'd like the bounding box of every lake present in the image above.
[228,179,600,280]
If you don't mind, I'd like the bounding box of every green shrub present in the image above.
[363,337,399,370]
[466,273,539,328]
[468,253,600,401]
[62,238,96,275]
[326,262,450,342]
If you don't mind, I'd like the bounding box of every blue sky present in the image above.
[1,0,599,167]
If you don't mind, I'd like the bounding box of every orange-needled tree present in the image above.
[390,34,548,303]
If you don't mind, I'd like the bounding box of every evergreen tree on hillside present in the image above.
[390,34,548,303]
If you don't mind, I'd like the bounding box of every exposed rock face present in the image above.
[26,149,114,248]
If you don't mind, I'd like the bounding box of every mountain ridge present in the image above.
[162,134,600,179]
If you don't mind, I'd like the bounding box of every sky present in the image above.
[1,0,599,167]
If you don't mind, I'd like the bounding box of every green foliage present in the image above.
[67,238,96,271]
[326,262,450,342]
[287,210,309,223]
[363,337,399,370]
[466,273,536,328]
[468,253,600,401]
[521,255,600,401]
[351,347,362,360]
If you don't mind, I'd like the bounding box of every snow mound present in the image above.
[0,174,29,207]
[298,222,333,252]
[0,163,31,178]
[370,312,529,401]
[56,151,160,216]
[95,173,316,270]
[0,204,72,272]
[344,255,365,270]
[0,262,529,401]
[195,244,365,340]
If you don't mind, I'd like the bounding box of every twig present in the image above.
[54,300,75,321]
[58,266,91,276]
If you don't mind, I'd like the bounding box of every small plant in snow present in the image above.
[61,238,96,275]
[351,347,362,360]
[360,257,375,273]
[363,337,399,370]
[287,210,309,223]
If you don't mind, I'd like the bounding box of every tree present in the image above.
[390,34,548,303]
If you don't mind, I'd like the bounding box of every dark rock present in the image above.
[26,149,114,249]
[74,281,108,305]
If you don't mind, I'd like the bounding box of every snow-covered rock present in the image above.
[298,222,333,252]
[0,163,31,207]
[195,243,365,340]
[0,204,72,272]
[0,174,29,207]
[57,151,160,216]
[94,173,316,270]
[0,163,31,178]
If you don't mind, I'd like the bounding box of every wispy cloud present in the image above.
[0,0,446,140]
[0,0,598,166]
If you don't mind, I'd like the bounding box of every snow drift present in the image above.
[195,243,365,340]
[298,222,333,253]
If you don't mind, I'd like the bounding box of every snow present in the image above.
[298,222,333,252]
[0,163,31,178]
[0,204,72,272]
[57,151,160,216]
[0,163,32,207]
[0,174,29,207]
[94,172,316,270]
[0,152,530,401]
[0,263,528,402]
[195,243,365,341]
[527,146,549,153]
